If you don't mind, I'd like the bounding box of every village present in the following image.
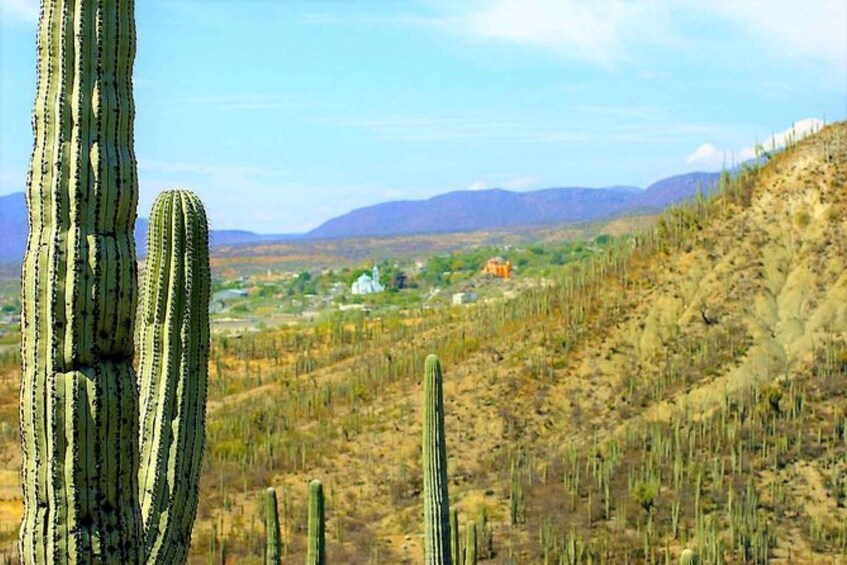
[201,236,608,334]
[0,232,613,348]
[0,236,607,342]
[208,255,513,332]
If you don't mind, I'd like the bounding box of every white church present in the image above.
[351,265,385,295]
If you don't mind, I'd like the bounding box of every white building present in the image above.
[452,291,478,305]
[351,265,385,295]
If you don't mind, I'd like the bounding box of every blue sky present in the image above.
[1,0,845,233]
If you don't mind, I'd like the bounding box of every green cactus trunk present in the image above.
[306,479,326,565]
[19,0,142,560]
[464,521,477,565]
[265,487,282,565]
[18,1,210,563]
[423,354,452,565]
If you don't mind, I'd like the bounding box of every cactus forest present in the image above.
[0,0,845,564]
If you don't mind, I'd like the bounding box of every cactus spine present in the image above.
[265,487,282,565]
[18,1,210,563]
[306,479,326,565]
[423,354,452,565]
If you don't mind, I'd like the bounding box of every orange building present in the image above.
[482,257,511,279]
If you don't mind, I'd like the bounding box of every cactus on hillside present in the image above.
[464,521,477,565]
[307,479,326,565]
[265,488,282,565]
[680,548,698,564]
[423,354,452,565]
[18,1,210,563]
[450,508,461,565]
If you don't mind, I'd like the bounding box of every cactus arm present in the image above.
[19,0,142,562]
[137,190,211,564]
[423,354,452,565]
[306,479,326,565]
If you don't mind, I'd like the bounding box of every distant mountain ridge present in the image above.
[0,193,27,266]
[307,172,720,239]
[0,170,719,263]
[0,193,296,264]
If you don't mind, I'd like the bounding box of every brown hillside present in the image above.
[0,123,845,564]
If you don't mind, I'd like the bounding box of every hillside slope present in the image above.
[178,124,845,562]
[0,125,843,563]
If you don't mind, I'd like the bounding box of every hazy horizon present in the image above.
[1,0,845,232]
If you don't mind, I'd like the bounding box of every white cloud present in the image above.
[137,160,297,231]
[740,118,826,160]
[686,118,826,169]
[431,1,846,77]
[0,0,38,24]
[685,143,725,169]
[502,176,538,190]
[701,1,847,78]
[467,175,538,191]
[440,0,674,66]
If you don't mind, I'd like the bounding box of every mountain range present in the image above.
[308,172,719,238]
[0,170,719,263]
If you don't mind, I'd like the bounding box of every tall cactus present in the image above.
[265,487,282,565]
[18,1,210,563]
[423,354,452,565]
[306,479,326,565]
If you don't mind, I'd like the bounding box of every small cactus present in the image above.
[680,548,698,565]
[307,479,326,565]
[265,488,282,565]
[423,354,452,564]
[450,508,461,565]
[464,521,477,565]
